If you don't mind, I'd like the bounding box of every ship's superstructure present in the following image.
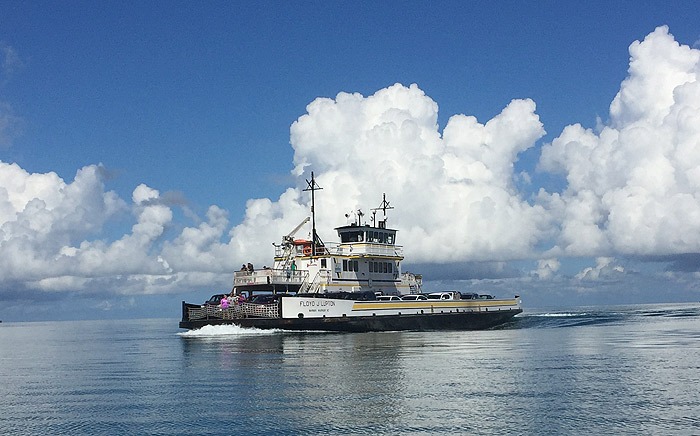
[231,178,422,298]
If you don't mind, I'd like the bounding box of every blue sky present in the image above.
[1,2,700,321]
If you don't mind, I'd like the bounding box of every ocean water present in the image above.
[1,304,699,435]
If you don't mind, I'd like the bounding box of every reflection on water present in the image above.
[1,304,699,435]
[179,330,412,432]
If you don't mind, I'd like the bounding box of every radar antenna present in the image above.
[371,193,393,229]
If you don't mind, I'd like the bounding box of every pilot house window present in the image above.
[341,231,364,243]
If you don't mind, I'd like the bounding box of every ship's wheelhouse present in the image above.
[335,223,397,245]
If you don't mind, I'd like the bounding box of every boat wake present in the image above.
[511,304,700,329]
[177,324,284,337]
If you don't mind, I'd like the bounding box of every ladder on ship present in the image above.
[299,270,328,294]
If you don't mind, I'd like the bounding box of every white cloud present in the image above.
[0,82,550,297]
[0,42,24,79]
[0,43,25,148]
[0,163,126,281]
[280,83,549,263]
[532,258,561,280]
[575,257,624,281]
[160,205,235,272]
[132,183,160,204]
[539,26,700,257]
[2,26,700,304]
[0,163,183,292]
[0,102,23,149]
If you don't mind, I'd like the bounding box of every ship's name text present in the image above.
[299,300,336,307]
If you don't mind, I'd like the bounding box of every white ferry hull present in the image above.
[179,297,522,332]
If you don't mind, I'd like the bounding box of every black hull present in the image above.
[178,308,522,332]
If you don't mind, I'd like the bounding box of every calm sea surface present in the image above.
[1,303,699,435]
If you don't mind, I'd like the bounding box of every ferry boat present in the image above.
[179,173,522,332]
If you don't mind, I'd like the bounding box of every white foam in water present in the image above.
[177,324,283,337]
[532,312,587,317]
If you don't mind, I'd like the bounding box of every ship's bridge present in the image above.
[331,222,402,258]
[335,223,397,245]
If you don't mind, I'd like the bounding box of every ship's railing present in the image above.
[274,243,403,258]
[233,269,308,286]
[186,302,280,320]
[274,245,331,258]
[238,302,279,318]
[327,242,403,257]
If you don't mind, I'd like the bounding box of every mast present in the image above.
[303,172,323,255]
[372,193,393,229]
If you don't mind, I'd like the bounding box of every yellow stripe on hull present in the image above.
[352,299,519,311]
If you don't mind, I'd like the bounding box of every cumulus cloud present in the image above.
[2,26,700,304]
[532,258,561,280]
[0,162,254,299]
[161,205,235,273]
[0,163,178,294]
[279,83,548,263]
[0,83,550,298]
[228,84,550,265]
[0,162,124,252]
[539,26,700,257]
[575,257,624,281]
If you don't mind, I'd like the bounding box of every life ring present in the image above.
[303,246,312,256]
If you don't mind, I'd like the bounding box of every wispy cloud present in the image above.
[0,43,25,148]
[0,41,25,81]
[0,102,23,149]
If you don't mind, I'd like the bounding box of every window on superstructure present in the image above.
[343,259,359,272]
[321,258,327,268]
[341,231,363,243]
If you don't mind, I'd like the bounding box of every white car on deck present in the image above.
[427,292,460,300]
[401,294,428,301]
[376,295,402,301]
